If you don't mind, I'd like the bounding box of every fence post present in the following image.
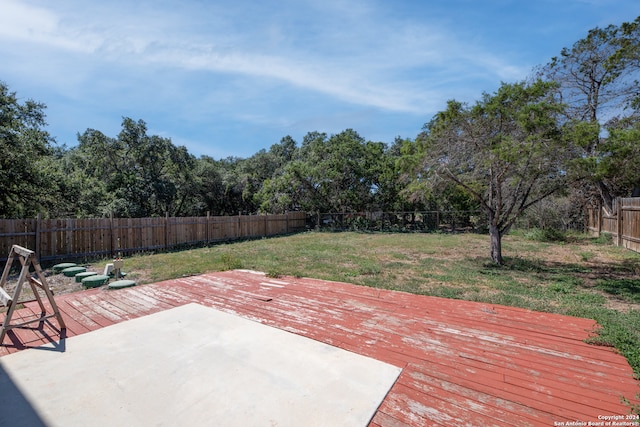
[165,212,170,251]
[617,198,623,247]
[285,212,289,234]
[110,212,115,257]
[596,201,602,236]
[35,213,41,256]
[66,218,73,258]
[206,211,210,244]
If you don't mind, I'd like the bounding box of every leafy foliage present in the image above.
[0,81,57,217]
[257,129,410,214]
[418,80,570,263]
[540,16,640,210]
[70,118,196,217]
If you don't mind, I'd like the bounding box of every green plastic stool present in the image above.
[53,262,77,274]
[108,280,136,290]
[82,274,110,289]
[74,271,98,283]
[62,266,86,277]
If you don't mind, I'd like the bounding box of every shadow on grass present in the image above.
[492,256,640,291]
[469,254,640,378]
[472,254,640,311]
[493,256,589,274]
[596,278,640,304]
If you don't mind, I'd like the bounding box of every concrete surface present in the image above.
[0,303,401,427]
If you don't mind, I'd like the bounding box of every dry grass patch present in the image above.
[4,230,640,377]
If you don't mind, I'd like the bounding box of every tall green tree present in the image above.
[396,137,478,213]
[258,130,386,214]
[74,118,196,217]
[597,116,640,197]
[250,136,299,212]
[0,81,58,217]
[188,156,226,215]
[539,16,640,210]
[421,80,570,264]
[35,146,110,217]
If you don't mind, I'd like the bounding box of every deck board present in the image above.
[1,270,638,426]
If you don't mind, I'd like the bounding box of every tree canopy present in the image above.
[539,16,640,211]
[418,80,570,264]
[257,129,393,214]
[72,118,197,217]
[0,81,57,217]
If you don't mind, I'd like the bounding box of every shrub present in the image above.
[524,228,566,242]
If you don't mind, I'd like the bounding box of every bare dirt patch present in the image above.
[2,266,91,302]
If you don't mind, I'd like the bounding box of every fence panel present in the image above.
[170,216,208,248]
[586,197,640,254]
[621,198,640,252]
[210,216,237,242]
[0,219,35,257]
[69,218,111,259]
[602,211,618,234]
[267,214,288,236]
[0,212,307,263]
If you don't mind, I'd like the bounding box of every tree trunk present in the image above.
[598,181,615,214]
[489,223,503,265]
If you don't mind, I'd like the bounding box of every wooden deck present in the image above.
[2,270,639,426]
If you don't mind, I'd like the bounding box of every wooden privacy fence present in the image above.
[0,212,307,263]
[586,197,640,253]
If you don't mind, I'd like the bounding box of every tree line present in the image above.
[1,16,638,263]
[0,92,476,220]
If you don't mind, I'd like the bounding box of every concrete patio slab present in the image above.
[0,303,401,427]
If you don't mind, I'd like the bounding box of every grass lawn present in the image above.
[112,230,640,378]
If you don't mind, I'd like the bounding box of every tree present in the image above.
[397,136,479,214]
[0,81,57,217]
[74,118,196,217]
[258,130,385,214]
[420,80,570,264]
[597,116,640,196]
[539,16,640,211]
[37,146,111,217]
[188,156,226,215]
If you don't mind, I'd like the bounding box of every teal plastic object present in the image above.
[62,266,86,277]
[74,271,98,283]
[53,263,77,274]
[108,280,136,290]
[81,274,110,289]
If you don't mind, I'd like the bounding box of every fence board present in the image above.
[0,212,307,263]
[211,216,238,242]
[586,197,640,254]
[621,198,640,252]
[0,219,35,256]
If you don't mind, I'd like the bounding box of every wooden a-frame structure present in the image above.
[0,245,66,344]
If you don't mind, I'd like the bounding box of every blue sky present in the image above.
[1,1,638,159]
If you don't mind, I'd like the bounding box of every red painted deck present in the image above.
[2,270,639,426]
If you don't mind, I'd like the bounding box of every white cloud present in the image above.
[0,0,103,53]
[0,0,528,116]
[5,0,584,156]
[0,1,58,40]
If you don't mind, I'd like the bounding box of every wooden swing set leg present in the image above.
[0,245,66,345]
